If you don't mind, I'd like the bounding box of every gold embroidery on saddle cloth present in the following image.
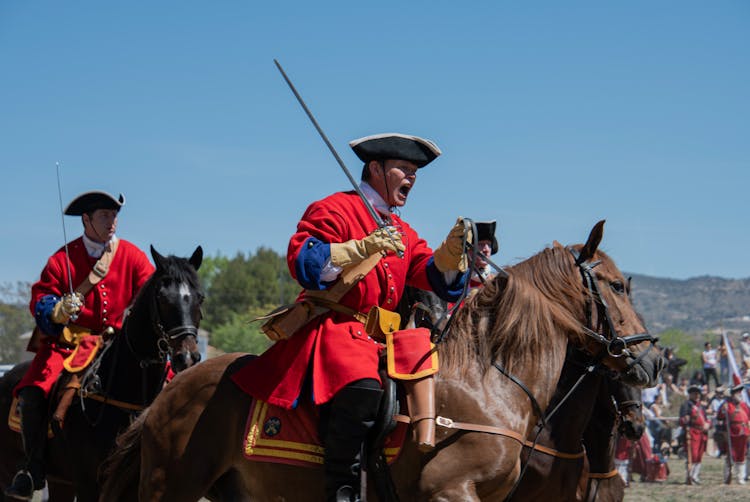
[242,399,403,467]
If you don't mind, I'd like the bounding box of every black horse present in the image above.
[0,246,203,502]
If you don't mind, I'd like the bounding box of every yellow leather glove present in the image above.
[433,217,473,272]
[330,227,405,268]
[51,292,84,324]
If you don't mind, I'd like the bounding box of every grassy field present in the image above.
[625,454,750,501]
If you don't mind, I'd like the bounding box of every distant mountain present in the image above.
[627,273,750,334]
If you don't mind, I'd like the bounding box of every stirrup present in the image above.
[4,470,36,501]
[335,485,361,502]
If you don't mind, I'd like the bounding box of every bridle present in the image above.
[124,278,201,368]
[568,247,658,364]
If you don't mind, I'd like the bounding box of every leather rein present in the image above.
[78,278,201,417]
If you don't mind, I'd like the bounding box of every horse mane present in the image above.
[137,254,203,303]
[123,253,203,333]
[441,244,595,377]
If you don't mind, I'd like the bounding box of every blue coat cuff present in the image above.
[426,257,469,302]
[295,237,333,290]
[35,294,64,337]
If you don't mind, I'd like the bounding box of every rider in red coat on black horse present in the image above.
[232,133,470,501]
[5,191,154,501]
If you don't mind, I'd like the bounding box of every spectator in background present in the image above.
[719,337,731,386]
[663,372,683,401]
[664,347,687,383]
[690,370,707,390]
[740,333,750,374]
[703,342,720,390]
[710,386,728,457]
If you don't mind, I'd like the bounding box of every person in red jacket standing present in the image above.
[232,133,469,502]
[679,384,709,485]
[5,191,154,501]
[717,384,750,484]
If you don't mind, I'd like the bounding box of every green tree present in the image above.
[201,248,297,331]
[209,308,273,354]
[0,304,33,364]
[0,281,33,363]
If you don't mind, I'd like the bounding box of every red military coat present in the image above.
[679,400,709,463]
[717,399,750,462]
[17,236,154,396]
[232,191,437,409]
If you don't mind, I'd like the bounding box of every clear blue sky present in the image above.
[1,1,748,287]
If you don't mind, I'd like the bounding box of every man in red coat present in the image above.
[717,383,750,484]
[232,133,469,501]
[5,191,154,501]
[679,384,709,485]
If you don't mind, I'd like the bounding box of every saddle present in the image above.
[7,334,106,436]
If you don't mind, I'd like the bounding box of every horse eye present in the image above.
[611,281,625,294]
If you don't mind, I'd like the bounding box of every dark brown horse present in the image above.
[0,246,203,502]
[578,376,645,502]
[506,344,646,502]
[101,221,664,501]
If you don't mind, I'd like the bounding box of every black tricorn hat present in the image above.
[349,133,441,168]
[687,384,702,394]
[64,191,125,216]
[731,383,746,394]
[475,221,499,255]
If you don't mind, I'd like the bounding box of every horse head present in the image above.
[398,286,447,331]
[148,245,205,373]
[609,378,645,440]
[562,221,665,387]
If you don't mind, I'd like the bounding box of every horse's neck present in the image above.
[436,336,569,439]
[542,360,604,450]
[98,304,166,405]
[583,392,618,472]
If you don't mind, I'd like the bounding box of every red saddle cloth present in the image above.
[243,398,408,468]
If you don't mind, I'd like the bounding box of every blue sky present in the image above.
[1,1,748,287]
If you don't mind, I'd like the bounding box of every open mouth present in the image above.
[399,184,411,197]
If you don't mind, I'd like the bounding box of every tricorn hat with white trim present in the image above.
[65,191,125,216]
[349,133,441,168]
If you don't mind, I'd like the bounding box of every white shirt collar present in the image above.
[359,182,391,216]
[82,234,118,258]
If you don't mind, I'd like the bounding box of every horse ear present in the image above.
[189,246,203,271]
[578,220,605,263]
[150,245,168,270]
[552,240,563,249]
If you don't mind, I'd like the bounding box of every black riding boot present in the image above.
[4,386,48,501]
[322,379,383,502]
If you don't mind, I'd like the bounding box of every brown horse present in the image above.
[0,246,203,502]
[101,221,664,501]
[578,376,645,502]
[506,343,647,502]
